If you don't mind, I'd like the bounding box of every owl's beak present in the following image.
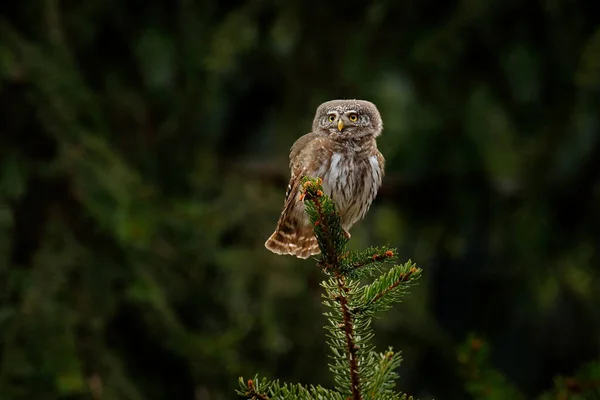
[337,119,344,132]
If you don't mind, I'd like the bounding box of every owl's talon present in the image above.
[343,229,351,239]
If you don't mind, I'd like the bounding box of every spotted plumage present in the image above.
[265,99,385,259]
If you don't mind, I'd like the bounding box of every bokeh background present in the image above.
[2,0,600,399]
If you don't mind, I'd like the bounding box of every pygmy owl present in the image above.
[265,99,385,259]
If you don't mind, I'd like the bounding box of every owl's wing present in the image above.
[289,132,320,169]
[265,133,332,258]
[285,133,331,202]
[375,148,385,177]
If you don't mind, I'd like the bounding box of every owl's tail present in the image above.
[265,224,320,259]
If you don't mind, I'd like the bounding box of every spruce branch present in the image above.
[301,177,348,269]
[237,376,273,399]
[334,270,362,400]
[322,276,370,398]
[237,376,345,400]
[364,348,403,398]
[359,262,421,316]
[340,246,398,279]
[239,177,421,399]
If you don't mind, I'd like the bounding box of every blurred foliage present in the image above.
[0,0,600,399]
[458,335,600,400]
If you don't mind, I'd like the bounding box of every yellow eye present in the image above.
[328,115,336,122]
[348,113,358,122]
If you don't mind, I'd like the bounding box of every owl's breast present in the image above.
[317,152,382,228]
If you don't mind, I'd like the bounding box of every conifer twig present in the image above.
[369,266,418,305]
[302,178,339,267]
[334,271,362,400]
[348,250,396,271]
[244,379,270,400]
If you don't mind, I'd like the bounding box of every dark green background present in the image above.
[1,0,600,399]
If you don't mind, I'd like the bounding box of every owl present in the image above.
[265,99,385,259]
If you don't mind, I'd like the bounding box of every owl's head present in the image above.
[312,99,383,139]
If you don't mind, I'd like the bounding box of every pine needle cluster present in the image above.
[237,177,422,400]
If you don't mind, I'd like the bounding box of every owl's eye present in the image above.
[348,113,358,122]
[328,115,336,122]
